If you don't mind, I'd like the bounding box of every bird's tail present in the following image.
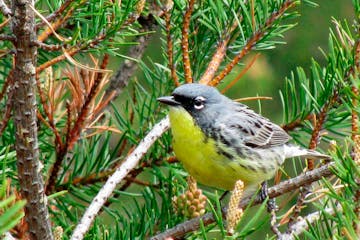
[284,144,330,160]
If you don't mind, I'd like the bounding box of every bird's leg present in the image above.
[261,182,281,237]
[220,190,230,202]
[260,182,278,211]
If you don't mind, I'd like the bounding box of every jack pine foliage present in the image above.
[0,0,360,239]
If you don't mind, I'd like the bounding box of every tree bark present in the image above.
[11,0,54,239]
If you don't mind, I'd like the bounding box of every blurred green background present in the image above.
[218,0,353,122]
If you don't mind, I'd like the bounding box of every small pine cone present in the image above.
[54,226,63,240]
[172,196,178,214]
[186,191,194,201]
[354,135,360,165]
[136,0,146,14]
[226,180,245,235]
[192,198,200,206]
[172,176,208,218]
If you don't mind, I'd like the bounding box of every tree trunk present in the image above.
[11,0,54,239]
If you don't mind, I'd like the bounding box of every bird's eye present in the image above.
[193,96,206,110]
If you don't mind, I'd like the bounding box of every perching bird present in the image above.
[158,83,329,197]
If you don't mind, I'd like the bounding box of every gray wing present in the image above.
[216,103,291,148]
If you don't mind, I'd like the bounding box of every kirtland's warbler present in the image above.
[158,84,329,197]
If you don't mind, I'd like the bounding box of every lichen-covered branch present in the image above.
[70,116,170,240]
[0,0,11,16]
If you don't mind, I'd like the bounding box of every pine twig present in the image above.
[0,79,13,137]
[37,0,81,42]
[0,34,15,41]
[308,93,338,169]
[164,10,180,86]
[46,56,109,194]
[352,37,360,140]
[43,0,75,24]
[0,17,10,29]
[150,162,334,240]
[199,3,243,85]
[104,15,156,100]
[36,33,107,73]
[70,116,170,240]
[288,91,338,227]
[210,0,297,86]
[0,69,12,103]
[32,40,63,51]
[181,0,195,83]
[0,0,11,16]
[281,114,314,132]
[199,37,231,85]
[221,53,260,93]
[278,204,341,240]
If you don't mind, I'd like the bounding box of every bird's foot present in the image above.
[260,182,279,211]
[261,182,281,237]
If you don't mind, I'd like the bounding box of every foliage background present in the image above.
[0,0,359,239]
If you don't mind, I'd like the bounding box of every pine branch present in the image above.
[36,33,107,73]
[46,55,110,194]
[0,0,11,16]
[150,162,334,239]
[181,0,195,83]
[164,10,180,86]
[32,40,63,51]
[104,15,156,100]
[0,17,9,29]
[279,204,341,240]
[43,0,75,24]
[281,114,314,132]
[199,37,231,85]
[209,0,297,86]
[37,0,80,42]
[0,71,13,137]
[0,34,15,41]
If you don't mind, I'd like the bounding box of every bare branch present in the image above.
[0,34,15,41]
[31,40,63,51]
[0,0,11,16]
[70,116,170,240]
[278,204,341,240]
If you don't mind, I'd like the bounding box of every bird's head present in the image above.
[157,84,226,118]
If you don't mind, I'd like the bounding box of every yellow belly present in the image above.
[168,107,269,190]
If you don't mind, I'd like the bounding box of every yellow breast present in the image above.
[168,107,267,190]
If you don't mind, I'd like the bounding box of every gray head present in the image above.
[157,83,231,125]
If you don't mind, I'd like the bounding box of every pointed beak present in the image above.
[157,96,181,106]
